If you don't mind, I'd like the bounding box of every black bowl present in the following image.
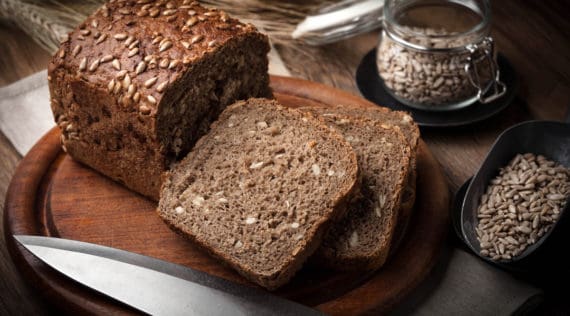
[459,121,570,277]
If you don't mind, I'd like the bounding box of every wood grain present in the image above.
[4,77,449,315]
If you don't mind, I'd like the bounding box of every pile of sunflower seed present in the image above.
[476,153,569,261]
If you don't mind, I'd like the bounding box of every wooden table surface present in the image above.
[1,1,569,314]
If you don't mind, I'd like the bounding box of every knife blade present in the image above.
[14,235,325,316]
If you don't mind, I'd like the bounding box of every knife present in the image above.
[14,235,325,316]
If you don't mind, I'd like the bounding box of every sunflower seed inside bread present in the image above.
[48,1,272,200]
[158,98,359,289]
[304,110,412,271]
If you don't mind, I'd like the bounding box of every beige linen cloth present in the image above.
[0,55,542,315]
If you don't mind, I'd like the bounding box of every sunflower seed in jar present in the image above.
[376,26,481,108]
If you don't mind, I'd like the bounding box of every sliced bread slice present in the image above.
[301,105,420,254]
[301,105,419,204]
[306,111,412,271]
[158,98,359,289]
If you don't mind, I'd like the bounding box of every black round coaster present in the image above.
[356,49,518,127]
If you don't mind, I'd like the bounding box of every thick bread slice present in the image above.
[301,105,419,253]
[158,98,359,289]
[306,112,412,271]
[301,105,419,202]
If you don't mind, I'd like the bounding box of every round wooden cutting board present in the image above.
[4,76,450,315]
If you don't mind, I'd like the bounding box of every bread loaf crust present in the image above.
[48,0,271,200]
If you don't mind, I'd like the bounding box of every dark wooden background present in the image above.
[1,0,569,314]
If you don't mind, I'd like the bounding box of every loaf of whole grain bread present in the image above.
[48,0,271,200]
[158,98,359,289]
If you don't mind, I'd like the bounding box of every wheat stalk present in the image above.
[0,0,332,55]
[0,0,96,53]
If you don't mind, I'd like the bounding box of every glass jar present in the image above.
[377,0,506,111]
